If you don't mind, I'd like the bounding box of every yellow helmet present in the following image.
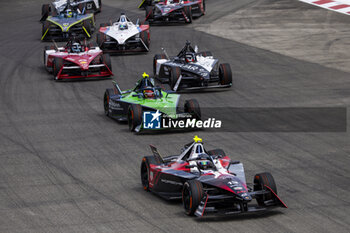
[142,72,149,78]
[193,135,202,143]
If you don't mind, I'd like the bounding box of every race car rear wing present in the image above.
[149,145,164,164]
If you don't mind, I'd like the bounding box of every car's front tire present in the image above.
[184,99,201,120]
[219,63,232,85]
[254,172,278,206]
[170,66,181,90]
[104,88,114,116]
[128,104,143,132]
[182,180,203,216]
[52,57,63,80]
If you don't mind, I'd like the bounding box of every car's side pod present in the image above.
[264,185,288,208]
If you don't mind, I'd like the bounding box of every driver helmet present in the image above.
[143,88,155,98]
[119,22,128,30]
[197,160,214,170]
[167,0,174,4]
[185,53,196,63]
[71,42,82,53]
[66,9,73,18]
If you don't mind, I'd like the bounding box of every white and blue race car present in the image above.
[97,13,150,53]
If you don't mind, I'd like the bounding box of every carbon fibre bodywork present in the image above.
[141,140,287,217]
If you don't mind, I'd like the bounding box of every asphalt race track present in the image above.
[0,0,350,232]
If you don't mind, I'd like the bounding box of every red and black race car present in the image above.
[43,37,112,80]
[141,136,287,217]
[144,0,205,24]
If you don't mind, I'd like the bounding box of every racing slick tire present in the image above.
[42,21,51,40]
[254,172,278,206]
[43,46,55,71]
[153,54,167,76]
[207,149,226,158]
[201,0,206,15]
[141,156,157,191]
[199,51,212,57]
[98,0,102,12]
[100,23,111,27]
[96,32,106,47]
[182,180,204,216]
[145,6,154,20]
[184,99,201,120]
[140,30,150,51]
[52,57,63,80]
[219,63,232,85]
[128,104,143,132]
[101,54,112,72]
[78,3,93,14]
[88,41,97,49]
[41,4,50,19]
[170,67,181,90]
[83,20,92,36]
[183,6,192,23]
[104,88,114,116]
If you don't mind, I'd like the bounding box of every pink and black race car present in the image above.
[144,0,205,24]
[43,38,112,80]
[141,136,287,217]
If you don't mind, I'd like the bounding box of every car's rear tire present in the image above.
[207,149,226,157]
[254,172,278,206]
[52,57,63,80]
[83,20,92,36]
[88,41,97,49]
[41,4,50,19]
[98,0,102,12]
[104,88,114,116]
[199,51,212,57]
[101,54,112,72]
[140,30,150,51]
[141,156,157,191]
[78,3,93,13]
[182,180,203,216]
[128,104,143,132]
[42,21,50,40]
[153,54,166,76]
[100,23,111,27]
[170,66,181,90]
[96,32,106,47]
[219,63,232,85]
[184,6,192,23]
[201,0,206,15]
[184,99,201,120]
[146,6,154,20]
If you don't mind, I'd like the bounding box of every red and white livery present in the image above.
[44,39,113,80]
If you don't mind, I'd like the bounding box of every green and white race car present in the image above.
[103,73,201,132]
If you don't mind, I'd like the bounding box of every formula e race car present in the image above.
[43,37,112,80]
[97,13,150,53]
[141,0,205,19]
[41,2,95,41]
[41,0,101,21]
[103,73,201,132]
[141,136,287,217]
[154,41,232,91]
[145,0,205,24]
